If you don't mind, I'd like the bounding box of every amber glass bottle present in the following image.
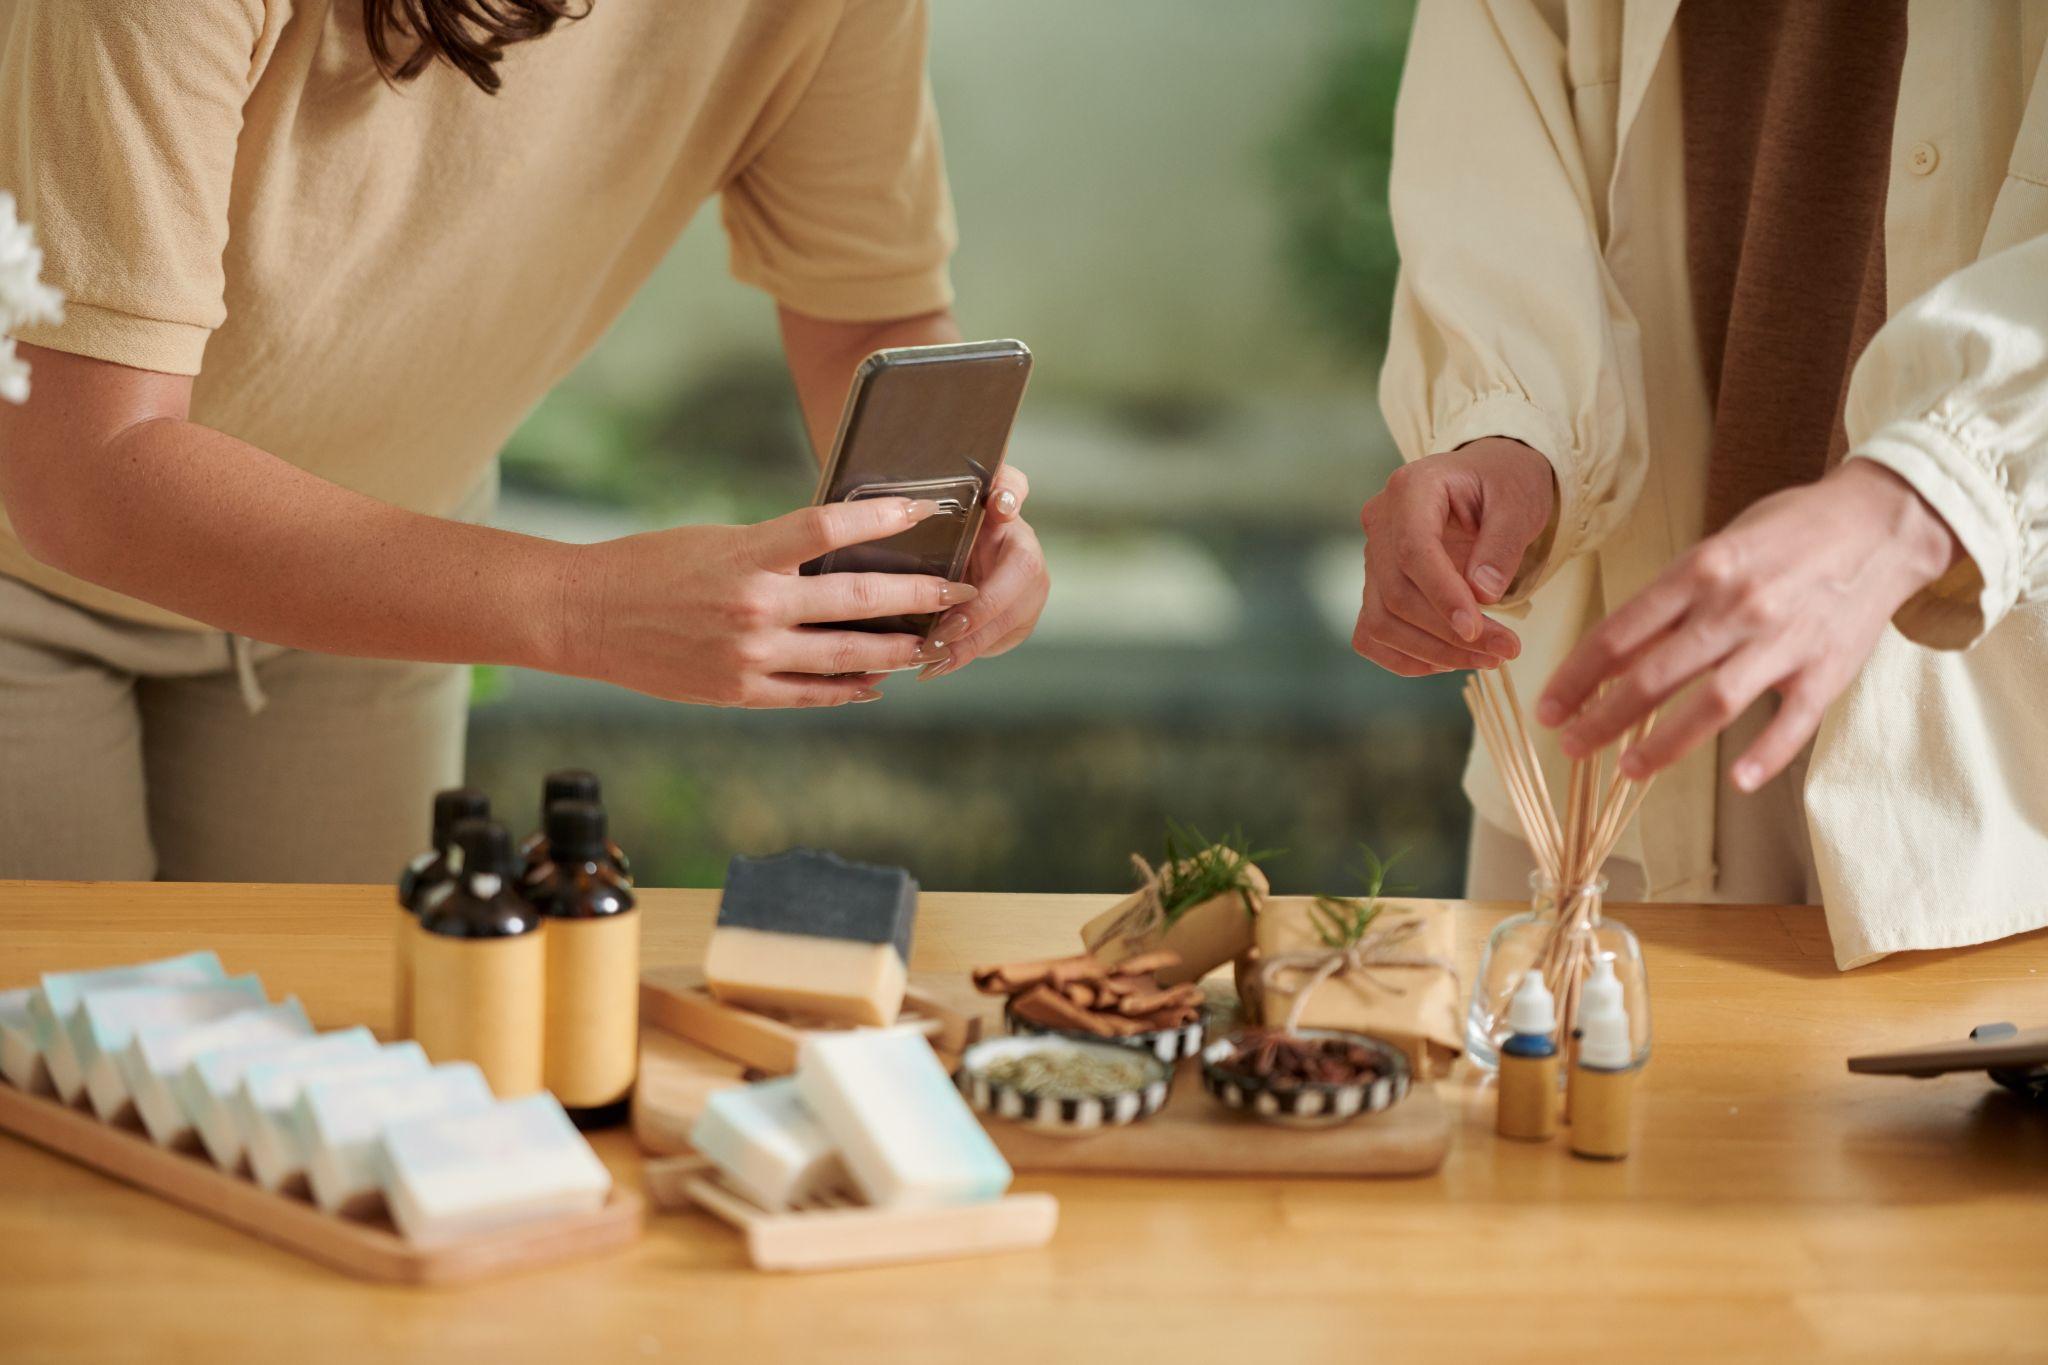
[393,787,490,1038]
[519,769,632,882]
[412,818,546,1097]
[525,801,639,1129]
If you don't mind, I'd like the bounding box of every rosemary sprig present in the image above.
[1309,843,1410,948]
[1157,820,1282,926]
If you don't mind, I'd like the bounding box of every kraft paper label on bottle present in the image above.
[412,930,546,1099]
[544,912,640,1109]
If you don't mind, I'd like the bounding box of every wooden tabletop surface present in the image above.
[1,881,2043,1364]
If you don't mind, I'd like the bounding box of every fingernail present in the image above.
[931,612,972,644]
[912,641,949,664]
[906,499,941,522]
[937,583,979,606]
[994,489,1020,517]
[1453,610,1479,641]
[1536,698,1563,726]
[1470,565,1506,599]
[1732,760,1760,791]
[918,659,959,682]
[852,689,883,704]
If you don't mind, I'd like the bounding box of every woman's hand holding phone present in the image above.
[561,497,975,707]
[918,465,1047,680]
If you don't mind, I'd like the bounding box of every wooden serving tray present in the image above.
[643,1155,1057,1273]
[633,970,1450,1178]
[0,1079,643,1285]
[638,966,981,1074]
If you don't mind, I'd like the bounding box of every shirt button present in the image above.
[1908,141,1939,175]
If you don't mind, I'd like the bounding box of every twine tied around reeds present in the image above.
[1081,853,1171,956]
[1251,913,1458,1036]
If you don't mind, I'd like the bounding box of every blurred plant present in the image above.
[0,191,65,403]
[1269,5,1413,359]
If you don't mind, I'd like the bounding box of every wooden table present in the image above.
[1,883,2042,1364]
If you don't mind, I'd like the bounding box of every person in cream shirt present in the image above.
[0,0,1050,881]
[1353,2,2048,967]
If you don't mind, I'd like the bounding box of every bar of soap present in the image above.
[294,1062,494,1215]
[690,1077,850,1211]
[180,1028,381,1170]
[238,1040,428,1192]
[74,976,267,1121]
[704,848,917,1027]
[795,1027,1010,1209]
[377,1094,612,1243]
[28,952,226,1103]
[0,988,48,1094]
[119,999,312,1147]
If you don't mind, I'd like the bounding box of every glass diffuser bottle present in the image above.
[1467,872,1650,1072]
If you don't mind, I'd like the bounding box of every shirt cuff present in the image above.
[13,300,211,377]
[1844,420,2025,650]
[732,259,956,325]
[1431,392,1577,601]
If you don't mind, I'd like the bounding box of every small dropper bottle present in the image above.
[519,769,633,882]
[412,818,546,1098]
[1568,957,1637,1160]
[393,787,489,1039]
[1496,970,1560,1141]
[525,801,639,1129]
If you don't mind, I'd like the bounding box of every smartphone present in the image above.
[802,339,1032,635]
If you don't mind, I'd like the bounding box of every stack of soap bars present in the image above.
[0,951,611,1242]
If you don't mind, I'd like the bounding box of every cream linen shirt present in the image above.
[1381,0,2048,966]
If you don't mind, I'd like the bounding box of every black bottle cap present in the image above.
[431,788,491,847]
[451,817,516,882]
[544,800,608,864]
[541,769,602,810]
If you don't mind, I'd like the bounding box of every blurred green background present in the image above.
[469,0,1472,898]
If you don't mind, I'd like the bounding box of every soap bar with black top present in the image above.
[704,849,918,1027]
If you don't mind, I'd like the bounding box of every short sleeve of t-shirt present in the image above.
[0,0,267,376]
[720,0,958,322]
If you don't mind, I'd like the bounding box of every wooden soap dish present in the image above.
[643,1155,1057,1273]
[0,1078,642,1285]
[639,966,982,1074]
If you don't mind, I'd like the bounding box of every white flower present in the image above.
[0,190,64,403]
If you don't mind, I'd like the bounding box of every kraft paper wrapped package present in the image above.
[1245,897,1462,1079]
[1079,858,1270,987]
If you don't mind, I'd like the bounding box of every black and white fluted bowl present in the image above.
[1003,1001,1205,1063]
[955,1035,1173,1138]
[1199,1029,1411,1129]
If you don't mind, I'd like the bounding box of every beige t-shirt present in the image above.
[0,0,957,629]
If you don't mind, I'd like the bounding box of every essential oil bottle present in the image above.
[525,800,640,1129]
[393,787,490,1039]
[519,769,633,882]
[1496,970,1560,1141]
[411,818,546,1098]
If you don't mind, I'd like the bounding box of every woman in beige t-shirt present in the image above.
[0,0,1049,880]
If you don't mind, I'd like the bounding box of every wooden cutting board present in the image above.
[632,969,1449,1178]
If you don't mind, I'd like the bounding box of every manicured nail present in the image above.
[1453,610,1480,641]
[931,612,972,644]
[852,689,883,703]
[994,488,1020,517]
[906,499,941,522]
[937,583,979,606]
[918,658,959,682]
[1470,565,1506,600]
[1732,760,1760,792]
[1536,698,1564,726]
[912,641,949,664]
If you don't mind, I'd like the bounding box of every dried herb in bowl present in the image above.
[980,1048,1160,1100]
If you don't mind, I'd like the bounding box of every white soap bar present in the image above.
[75,976,267,1121]
[119,999,312,1147]
[795,1027,1011,1209]
[180,1028,381,1170]
[239,1040,428,1192]
[690,1077,849,1211]
[295,1062,494,1215]
[378,1094,612,1243]
[28,952,225,1103]
[0,988,48,1094]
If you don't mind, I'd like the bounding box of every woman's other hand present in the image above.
[917,465,1048,681]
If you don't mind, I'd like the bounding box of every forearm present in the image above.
[777,305,961,460]
[14,414,575,668]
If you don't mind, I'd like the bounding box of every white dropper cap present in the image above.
[1505,970,1556,1037]
[1576,955,1633,1069]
